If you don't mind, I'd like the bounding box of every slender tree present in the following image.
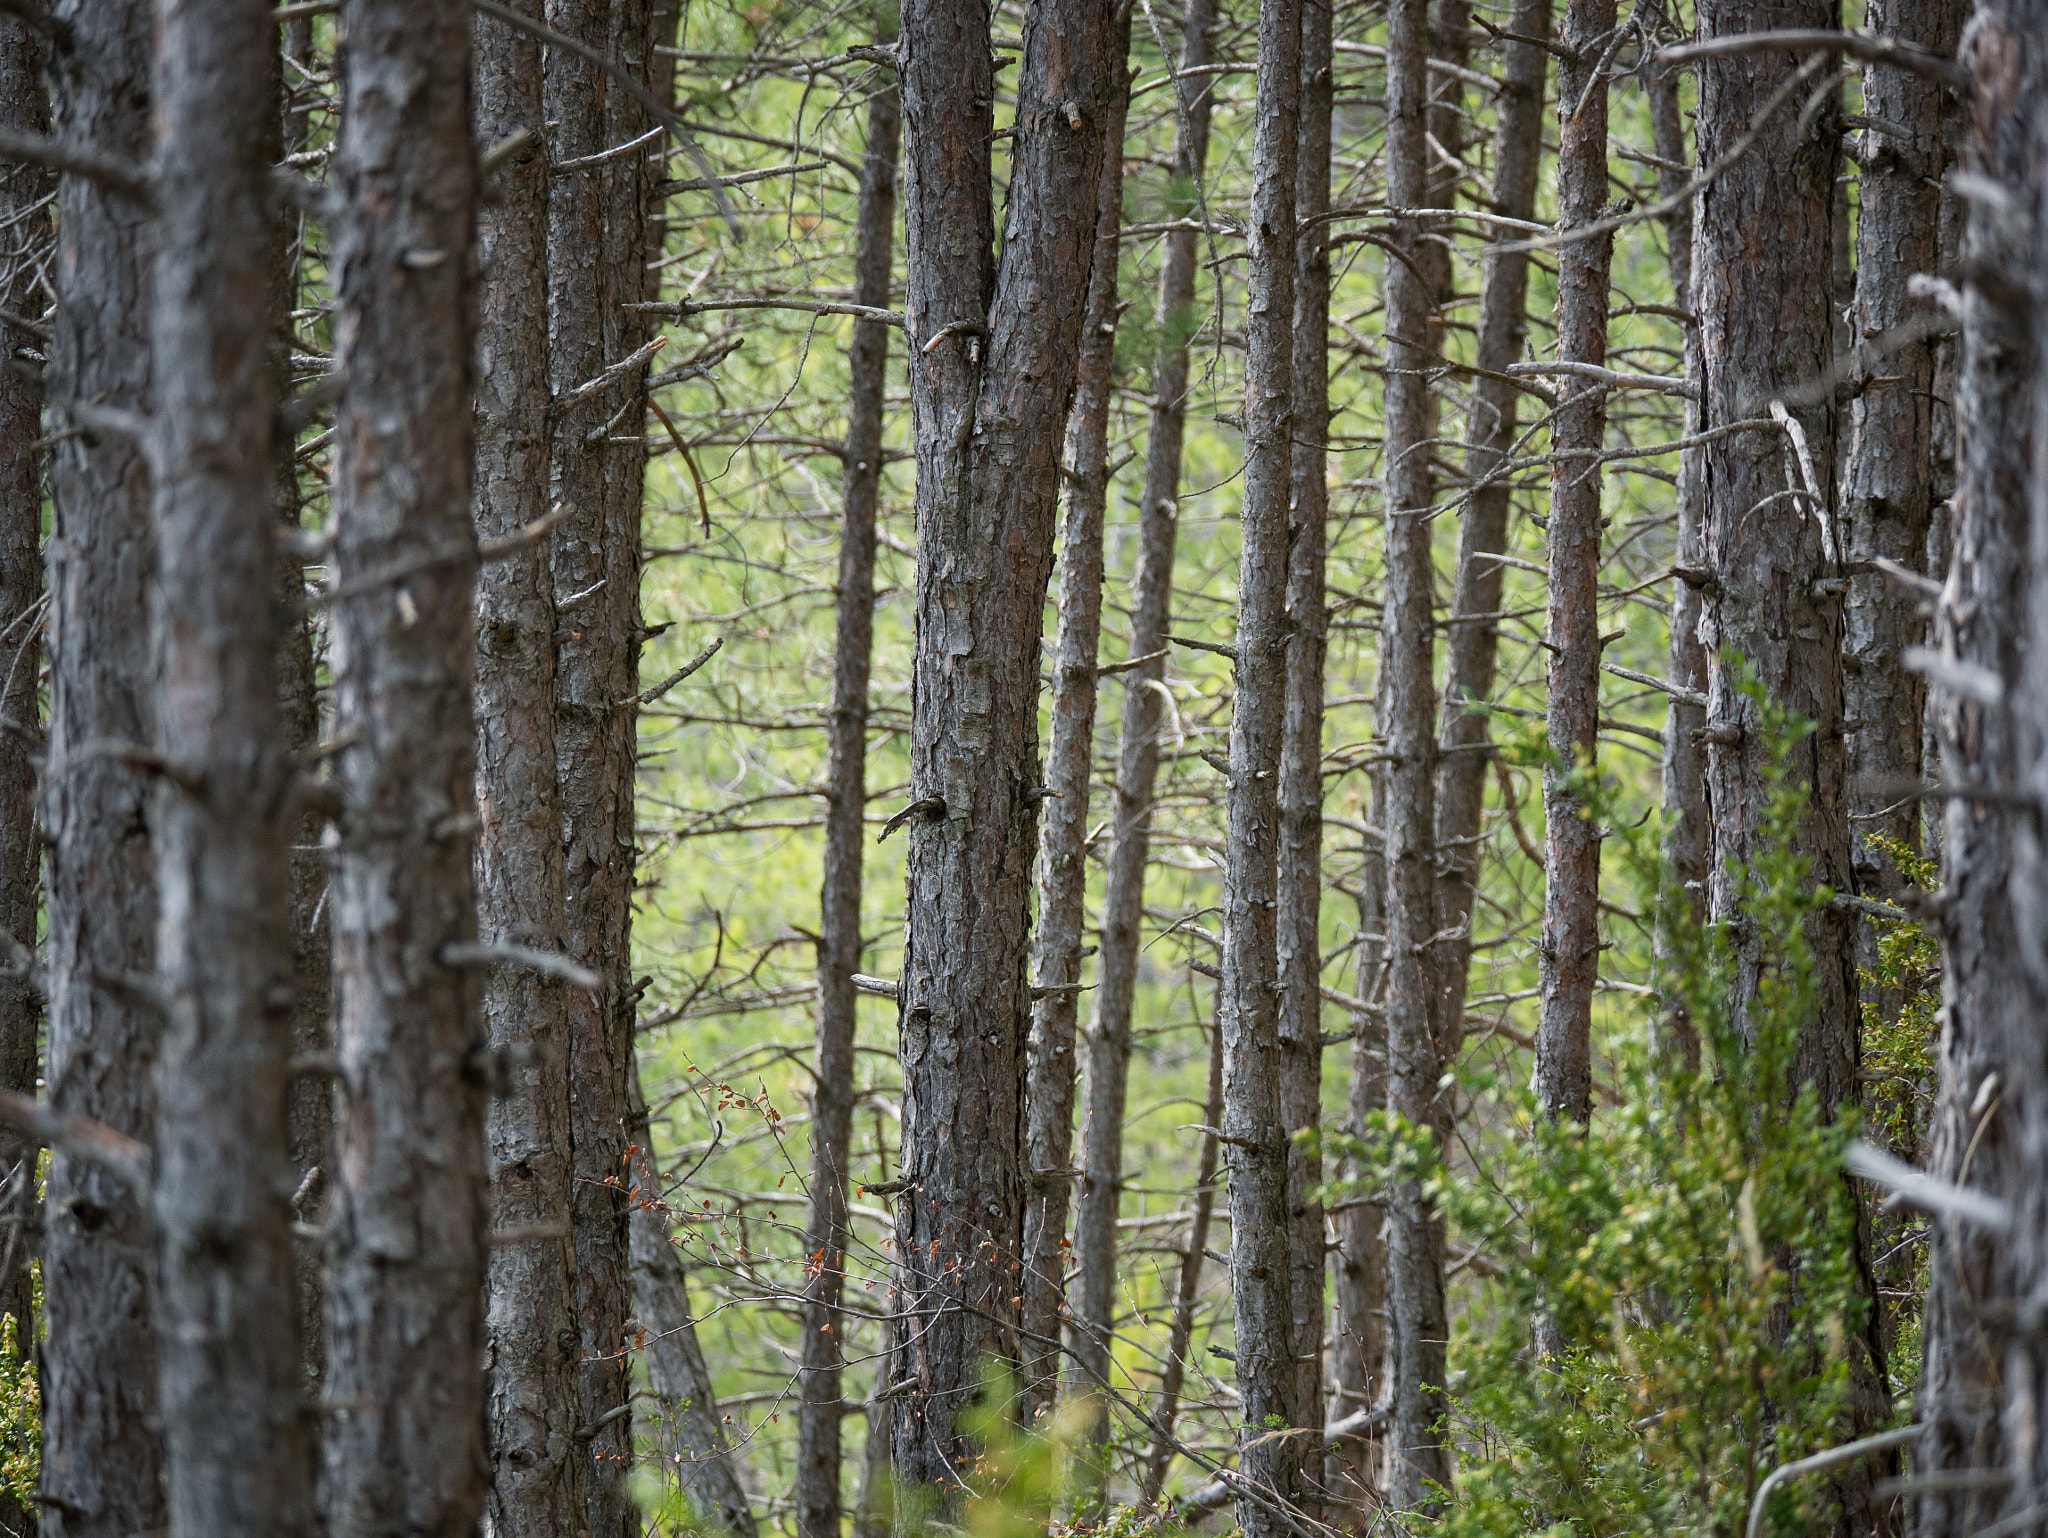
[1380,0,1452,1508]
[1535,0,1614,1127]
[40,1,167,1530]
[1917,10,2037,1530]
[321,0,489,1531]
[799,55,899,1538]
[1073,0,1217,1458]
[1277,0,1332,1502]
[1219,0,1303,1524]
[887,0,1118,1491]
[1022,23,1128,1432]
[473,5,586,1534]
[147,5,315,1533]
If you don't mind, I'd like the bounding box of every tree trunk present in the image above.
[321,2,489,1533]
[1380,0,1450,1510]
[1021,24,1127,1434]
[1535,0,1613,1128]
[1278,0,1331,1506]
[544,0,659,1524]
[799,63,898,1538]
[1691,3,1888,1525]
[0,31,44,1538]
[1433,0,1550,1066]
[473,8,585,1537]
[40,0,167,1530]
[1917,12,2041,1532]
[1072,0,1216,1471]
[886,0,1117,1496]
[628,1060,758,1538]
[1220,0,1302,1524]
[1136,1016,1223,1506]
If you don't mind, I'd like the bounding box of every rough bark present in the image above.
[1021,26,1127,1434]
[40,0,166,1530]
[146,5,315,1537]
[1433,0,1550,1061]
[628,1061,758,1538]
[0,31,45,1538]
[1691,2,1888,1524]
[544,0,658,1523]
[1277,0,1331,1505]
[1535,0,1613,1128]
[1380,0,1451,1510]
[1136,1017,1223,1507]
[473,7,585,1536]
[1916,11,2041,1532]
[799,65,898,1538]
[321,2,489,1533]
[1072,0,1215,1462]
[886,0,1117,1496]
[1219,0,1303,1525]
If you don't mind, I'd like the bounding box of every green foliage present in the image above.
[1857,833,1938,1152]
[1331,681,1872,1538]
[0,1263,39,1512]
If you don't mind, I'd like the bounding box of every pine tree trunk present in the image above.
[1277,0,1331,1505]
[1691,5,1888,1526]
[321,2,489,1532]
[1918,11,2041,1530]
[886,0,1117,1496]
[544,0,658,1524]
[1535,0,1613,1128]
[40,1,166,1530]
[1220,0,1303,1524]
[799,63,898,1538]
[0,33,45,1538]
[146,7,315,1532]
[1433,0,1549,1065]
[1021,25,1127,1432]
[473,8,586,1536]
[1380,0,1450,1508]
[1072,0,1216,1469]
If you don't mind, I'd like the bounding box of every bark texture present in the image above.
[1220,0,1303,1524]
[887,0,1117,1494]
[799,65,898,1538]
[1072,0,1216,1457]
[40,1,166,1530]
[1278,0,1331,1502]
[1535,0,1613,1127]
[1379,0,1450,1509]
[1917,10,2041,1531]
[1021,26,1126,1432]
[322,2,489,1532]
[473,7,585,1536]
[544,0,659,1523]
[147,4,314,1534]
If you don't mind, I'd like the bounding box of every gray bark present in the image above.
[0,30,44,1538]
[40,0,166,1529]
[146,7,314,1535]
[1072,0,1216,1465]
[799,64,898,1538]
[473,7,585,1536]
[1691,1,1888,1524]
[321,2,489,1533]
[1916,12,2041,1532]
[628,1060,757,1538]
[544,0,659,1524]
[1380,0,1450,1509]
[1220,0,1303,1524]
[1433,0,1549,1063]
[1535,0,1613,1128]
[887,0,1117,1496]
[1021,23,1127,1434]
[1278,0,1331,1506]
